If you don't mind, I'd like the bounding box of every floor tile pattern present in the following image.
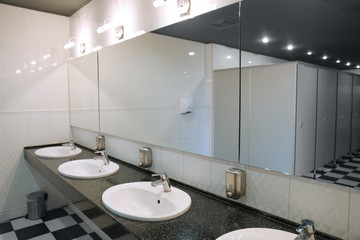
[304,155,360,189]
[0,207,101,240]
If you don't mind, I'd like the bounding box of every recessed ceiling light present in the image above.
[188,52,195,56]
[357,65,360,69]
[31,61,36,65]
[287,44,294,51]
[346,62,351,66]
[307,51,312,55]
[322,55,328,60]
[226,55,232,59]
[336,60,341,63]
[262,37,269,44]
[248,60,252,64]
[16,69,21,74]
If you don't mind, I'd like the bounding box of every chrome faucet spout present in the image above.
[63,139,76,150]
[295,219,315,240]
[94,150,110,165]
[151,173,171,192]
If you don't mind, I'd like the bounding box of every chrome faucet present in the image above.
[295,219,315,240]
[151,173,171,192]
[63,139,76,150]
[94,150,110,165]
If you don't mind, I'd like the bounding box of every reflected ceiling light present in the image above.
[188,51,195,56]
[52,63,57,67]
[38,67,43,70]
[336,60,341,63]
[226,55,232,59]
[357,65,360,69]
[97,18,112,34]
[286,44,294,51]
[307,51,312,55]
[248,60,252,64]
[16,69,21,74]
[30,70,35,73]
[93,45,103,52]
[43,54,50,59]
[31,60,36,65]
[64,37,77,49]
[179,0,191,16]
[346,62,351,66]
[262,36,269,43]
[322,55,328,60]
[153,0,166,7]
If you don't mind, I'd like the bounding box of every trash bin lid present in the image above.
[27,191,46,200]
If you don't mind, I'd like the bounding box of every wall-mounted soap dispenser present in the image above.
[226,168,246,199]
[139,147,152,168]
[95,135,105,151]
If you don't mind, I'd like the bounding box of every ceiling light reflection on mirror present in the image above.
[93,45,103,52]
[97,18,112,34]
[346,62,351,66]
[322,55,328,60]
[307,51,312,55]
[336,60,341,63]
[357,65,360,69]
[286,44,294,51]
[153,0,166,8]
[261,36,269,43]
[64,40,75,49]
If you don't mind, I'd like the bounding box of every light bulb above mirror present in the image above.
[97,18,112,34]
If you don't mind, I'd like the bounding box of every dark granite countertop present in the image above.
[24,144,339,240]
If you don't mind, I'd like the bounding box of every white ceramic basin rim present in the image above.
[102,182,191,221]
[58,159,119,179]
[35,146,82,159]
[216,228,297,240]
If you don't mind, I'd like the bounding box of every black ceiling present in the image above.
[154,0,360,70]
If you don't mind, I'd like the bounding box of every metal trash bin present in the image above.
[27,191,47,220]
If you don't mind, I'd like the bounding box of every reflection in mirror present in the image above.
[98,2,240,162]
[69,52,100,132]
[240,0,360,187]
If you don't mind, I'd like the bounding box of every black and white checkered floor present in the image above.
[0,207,102,240]
[305,157,360,189]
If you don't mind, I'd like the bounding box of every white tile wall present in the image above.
[72,127,360,240]
[349,189,360,240]
[245,166,290,219]
[0,3,70,221]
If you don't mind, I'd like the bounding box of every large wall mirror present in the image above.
[239,0,360,187]
[97,2,240,163]
[69,0,360,189]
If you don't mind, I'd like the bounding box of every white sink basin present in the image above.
[35,146,82,159]
[58,159,119,179]
[217,228,297,240]
[102,182,191,221]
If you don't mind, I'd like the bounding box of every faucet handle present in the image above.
[152,172,168,179]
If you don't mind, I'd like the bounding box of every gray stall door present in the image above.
[315,69,337,169]
[352,75,360,152]
[295,64,317,176]
[335,73,353,159]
